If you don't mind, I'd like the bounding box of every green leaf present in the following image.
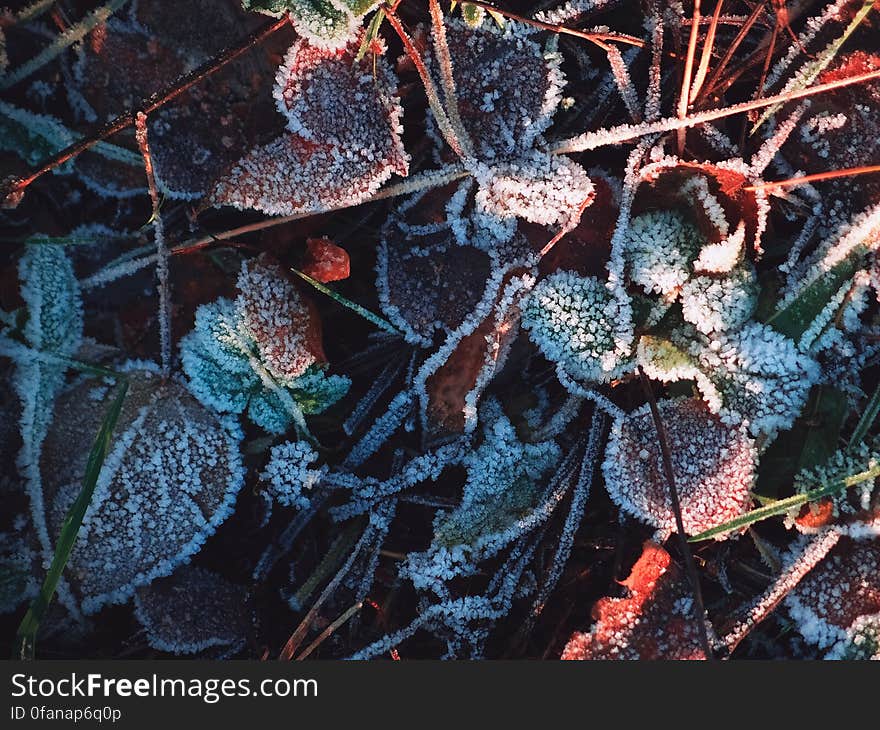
[15,379,128,659]
[689,461,880,542]
[764,246,866,340]
[757,386,848,498]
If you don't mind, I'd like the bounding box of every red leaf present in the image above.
[301,237,350,283]
[563,541,712,660]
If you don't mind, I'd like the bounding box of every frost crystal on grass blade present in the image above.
[522,272,630,383]
[602,398,756,537]
[41,364,245,614]
[624,210,703,296]
[212,32,407,216]
[134,565,249,656]
[180,258,349,434]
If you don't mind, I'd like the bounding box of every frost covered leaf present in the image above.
[0,527,38,615]
[242,1,378,49]
[212,33,407,216]
[602,398,756,537]
[680,264,759,335]
[301,237,350,283]
[434,18,564,159]
[134,565,250,655]
[785,538,880,656]
[180,257,349,434]
[473,153,594,230]
[40,365,244,614]
[788,52,880,217]
[562,541,713,660]
[686,322,820,436]
[623,210,703,296]
[13,244,84,452]
[377,192,495,345]
[423,293,520,438]
[522,272,630,383]
[259,440,326,510]
[405,401,560,590]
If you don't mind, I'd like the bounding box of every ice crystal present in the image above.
[623,210,703,296]
[41,364,244,614]
[786,538,880,654]
[180,258,349,434]
[134,565,249,655]
[680,264,759,335]
[472,152,594,230]
[259,441,326,511]
[562,541,714,660]
[825,614,880,660]
[602,398,756,537]
[212,33,407,216]
[522,272,630,383]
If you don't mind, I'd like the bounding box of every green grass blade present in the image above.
[764,246,866,340]
[851,382,880,445]
[689,463,880,542]
[291,268,400,335]
[14,379,128,659]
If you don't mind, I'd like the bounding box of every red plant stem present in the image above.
[698,1,767,101]
[746,164,880,192]
[677,0,702,154]
[637,366,715,660]
[1,15,291,207]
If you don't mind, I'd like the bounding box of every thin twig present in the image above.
[698,1,767,101]
[551,66,880,154]
[637,366,714,660]
[1,15,290,207]
[383,6,466,158]
[134,112,171,377]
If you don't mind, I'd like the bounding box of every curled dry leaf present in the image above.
[562,541,713,660]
